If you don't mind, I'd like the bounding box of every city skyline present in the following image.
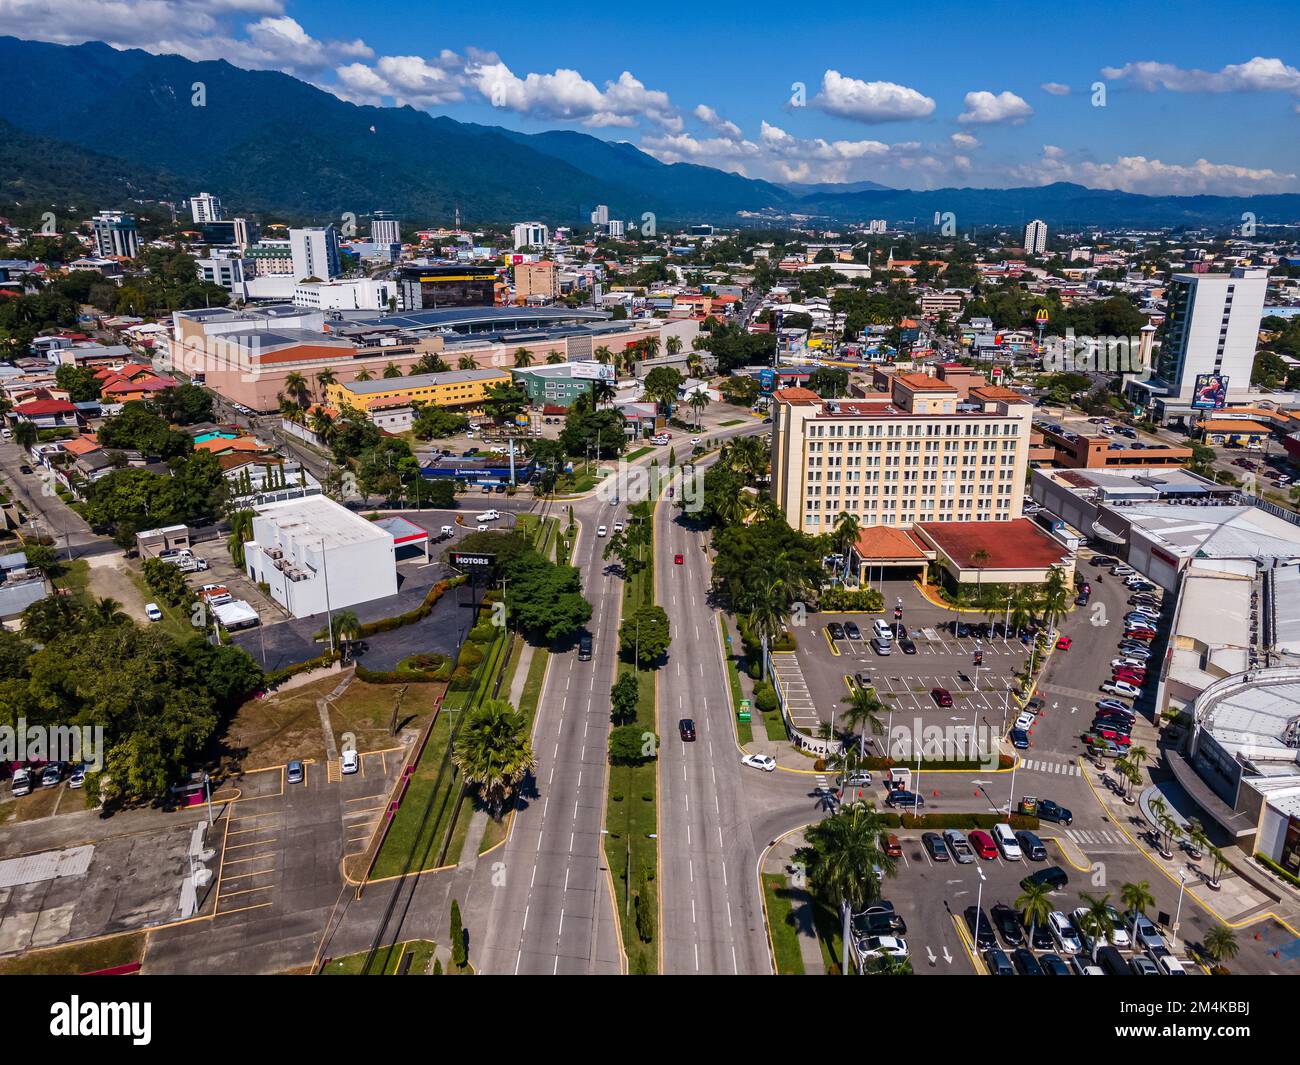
[1,0,1298,196]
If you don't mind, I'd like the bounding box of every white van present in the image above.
[992,823,1021,860]
[340,749,359,775]
[477,509,500,522]
[10,768,31,797]
[872,618,894,641]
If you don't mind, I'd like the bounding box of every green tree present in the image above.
[610,671,639,725]
[1203,924,1238,968]
[609,724,656,765]
[1119,880,1156,943]
[449,899,467,968]
[619,605,670,668]
[1014,879,1054,952]
[451,699,536,818]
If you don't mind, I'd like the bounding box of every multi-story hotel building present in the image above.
[772,375,1034,533]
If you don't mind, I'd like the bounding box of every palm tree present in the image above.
[796,802,894,975]
[970,548,991,597]
[666,335,683,356]
[545,352,565,364]
[452,699,537,818]
[1039,566,1071,638]
[642,335,661,360]
[1185,817,1209,860]
[458,355,479,370]
[91,597,128,626]
[227,509,255,567]
[315,368,337,401]
[282,371,310,408]
[309,407,335,445]
[329,609,362,660]
[743,577,789,681]
[14,420,37,450]
[1208,846,1229,889]
[593,345,613,366]
[1008,584,1036,636]
[831,510,861,584]
[354,368,373,382]
[380,361,401,379]
[513,347,534,368]
[1119,880,1156,943]
[841,686,885,759]
[1076,891,1116,948]
[1156,811,1183,859]
[1015,880,1053,953]
[686,352,703,378]
[1203,924,1238,968]
[688,389,710,429]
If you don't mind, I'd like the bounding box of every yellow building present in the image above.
[325,367,511,413]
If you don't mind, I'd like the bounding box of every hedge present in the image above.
[265,649,339,689]
[818,587,885,613]
[1256,853,1300,889]
[875,812,1041,831]
[356,575,466,637]
[457,642,484,670]
[354,664,440,684]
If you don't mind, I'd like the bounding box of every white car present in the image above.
[857,935,908,959]
[1014,711,1035,731]
[1111,657,1147,670]
[690,437,701,446]
[613,521,624,533]
[1048,911,1082,955]
[1152,952,1187,975]
[597,525,608,538]
[741,753,776,772]
[340,749,360,775]
[992,823,1020,860]
[145,603,163,622]
[1102,680,1142,698]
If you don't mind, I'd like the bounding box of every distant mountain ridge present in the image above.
[0,35,1296,230]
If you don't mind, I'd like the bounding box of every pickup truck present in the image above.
[477,510,500,522]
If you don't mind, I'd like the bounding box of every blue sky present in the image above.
[5,0,1299,193]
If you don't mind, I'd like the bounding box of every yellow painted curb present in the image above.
[823,626,840,656]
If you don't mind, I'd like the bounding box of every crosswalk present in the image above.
[1020,758,1081,777]
[1065,827,1130,851]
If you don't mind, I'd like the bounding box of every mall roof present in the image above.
[1200,419,1271,434]
[1121,504,1300,562]
[1197,670,1300,773]
[340,367,507,394]
[917,518,1071,570]
[349,306,610,333]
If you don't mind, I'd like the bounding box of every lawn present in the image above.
[479,639,549,855]
[762,875,805,975]
[719,419,746,427]
[625,446,653,461]
[0,932,145,975]
[605,530,659,974]
[321,939,439,975]
[720,616,753,744]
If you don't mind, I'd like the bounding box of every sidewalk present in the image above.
[763,830,826,975]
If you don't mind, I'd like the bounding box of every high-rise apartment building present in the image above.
[607,220,625,239]
[371,211,401,246]
[590,204,609,226]
[771,376,1032,533]
[1023,219,1048,255]
[1128,267,1269,420]
[190,192,224,224]
[512,222,549,250]
[91,211,140,259]
[289,226,342,281]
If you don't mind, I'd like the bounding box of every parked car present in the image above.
[1010,728,1030,749]
[984,947,1015,976]
[1102,680,1142,699]
[827,622,846,640]
[1055,636,1072,651]
[931,687,953,708]
[10,768,31,797]
[68,764,85,789]
[1129,912,1166,954]
[340,749,359,775]
[741,753,776,772]
[145,602,163,622]
[843,622,862,640]
[1016,830,1047,861]
[883,833,903,858]
[1048,911,1082,955]
[854,672,871,690]
[857,935,909,960]
[1152,952,1187,975]
[1021,865,1069,892]
[286,760,304,785]
[943,828,976,863]
[1013,948,1045,976]
[992,823,1021,860]
[991,904,1025,947]
[964,906,997,951]
[1035,799,1073,825]
[40,763,62,788]
[921,831,948,861]
[897,637,917,654]
[1040,953,1072,976]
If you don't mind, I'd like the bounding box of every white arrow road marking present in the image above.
[943,946,953,965]
[926,946,937,966]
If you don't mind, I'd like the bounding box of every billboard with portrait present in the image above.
[1192,373,1228,410]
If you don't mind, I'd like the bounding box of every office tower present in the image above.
[512,222,549,250]
[190,192,224,224]
[590,204,609,226]
[289,225,342,281]
[1023,219,1048,255]
[371,211,401,246]
[1154,267,1269,402]
[91,211,140,258]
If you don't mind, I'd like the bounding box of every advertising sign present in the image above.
[569,360,614,381]
[450,552,496,568]
[1191,373,1229,410]
[758,368,776,393]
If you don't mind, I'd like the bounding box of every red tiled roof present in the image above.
[14,399,76,415]
[774,387,820,405]
[61,436,101,456]
[969,386,1026,403]
[917,519,1070,571]
[894,373,957,393]
[852,526,930,562]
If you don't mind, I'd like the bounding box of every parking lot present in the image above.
[789,579,1029,758]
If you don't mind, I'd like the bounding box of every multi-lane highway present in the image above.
[655,472,770,974]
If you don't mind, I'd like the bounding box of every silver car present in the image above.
[942,829,975,864]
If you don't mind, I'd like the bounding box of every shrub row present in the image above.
[876,812,1041,831]
[1255,852,1300,889]
[354,664,439,684]
[818,587,885,612]
[265,649,339,690]
[357,575,466,637]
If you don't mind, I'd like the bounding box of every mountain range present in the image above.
[0,35,1297,231]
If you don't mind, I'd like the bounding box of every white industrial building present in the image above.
[289,225,342,281]
[292,278,394,310]
[243,496,398,618]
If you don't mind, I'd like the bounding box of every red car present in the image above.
[968,830,998,860]
[674,553,684,565]
[931,688,953,708]
[1125,628,1156,641]
[1095,725,1131,746]
[1056,636,1072,651]
[1113,670,1146,686]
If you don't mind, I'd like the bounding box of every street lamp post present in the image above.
[1172,870,1188,940]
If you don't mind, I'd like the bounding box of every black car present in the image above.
[1030,921,1055,950]
[921,831,948,861]
[1074,593,1090,607]
[897,637,917,655]
[827,622,846,640]
[853,910,907,937]
[1039,952,1071,976]
[1012,947,1045,975]
[886,790,924,809]
[1096,945,1130,976]
[953,621,972,638]
[1020,865,1069,892]
[843,621,862,640]
[19,464,33,475]
[678,718,696,741]
[984,947,1015,976]
[1016,830,1047,861]
[964,905,997,951]
[1035,799,1073,825]
[854,672,871,690]
[1094,716,1133,735]
[991,904,1025,947]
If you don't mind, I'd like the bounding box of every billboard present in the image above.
[1191,373,1229,411]
[758,368,777,393]
[450,552,496,569]
[569,360,614,381]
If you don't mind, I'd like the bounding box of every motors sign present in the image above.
[450,552,496,568]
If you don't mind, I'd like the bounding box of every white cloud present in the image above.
[1102,56,1300,94]
[467,62,680,130]
[950,132,979,149]
[1040,82,1071,96]
[813,69,935,122]
[693,104,742,140]
[957,90,1034,125]
[1011,145,1297,195]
